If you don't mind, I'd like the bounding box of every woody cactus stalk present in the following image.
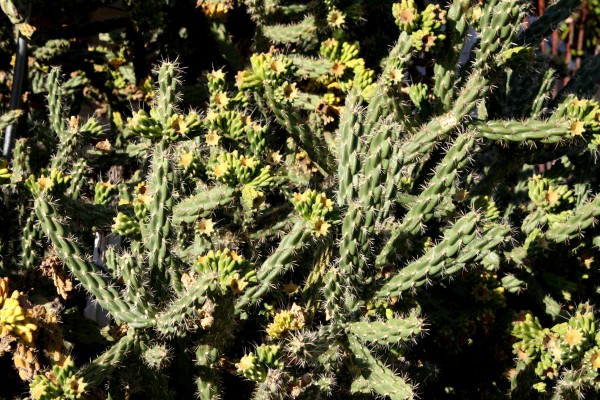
[4,0,600,399]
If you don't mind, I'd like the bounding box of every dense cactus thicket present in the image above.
[1,0,600,399]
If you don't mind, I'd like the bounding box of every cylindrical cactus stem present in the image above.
[172,186,237,225]
[322,267,346,322]
[263,82,335,175]
[156,275,218,335]
[34,196,154,327]
[46,67,67,139]
[66,158,88,200]
[378,134,475,265]
[81,332,136,387]
[545,196,600,243]
[0,109,23,131]
[115,250,155,316]
[530,68,556,118]
[516,0,582,47]
[380,31,414,79]
[235,221,313,312]
[473,119,573,144]
[345,314,424,346]
[432,0,469,108]
[338,204,371,312]
[374,214,510,300]
[337,89,364,205]
[146,141,180,296]
[347,334,414,400]
[155,61,180,125]
[20,210,38,270]
[195,344,221,400]
[474,0,524,70]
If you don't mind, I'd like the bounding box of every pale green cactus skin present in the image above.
[2,0,600,399]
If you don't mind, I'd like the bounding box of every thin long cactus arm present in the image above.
[377,134,476,266]
[156,275,218,335]
[46,67,67,139]
[346,314,424,346]
[516,0,582,46]
[0,109,23,131]
[155,61,180,125]
[472,119,574,144]
[262,83,335,175]
[337,90,364,205]
[146,141,180,295]
[235,221,313,312]
[347,334,414,400]
[172,186,238,225]
[545,196,600,243]
[81,332,136,387]
[65,159,88,200]
[530,68,556,118]
[432,0,470,108]
[374,214,511,300]
[33,196,155,327]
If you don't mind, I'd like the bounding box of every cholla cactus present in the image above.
[2,0,600,398]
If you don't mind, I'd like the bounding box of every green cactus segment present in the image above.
[46,67,67,139]
[235,221,313,311]
[517,0,582,46]
[347,334,414,400]
[172,186,237,224]
[110,249,155,316]
[375,213,510,299]
[323,267,346,322]
[195,344,220,400]
[290,56,333,79]
[33,196,154,327]
[263,83,335,175]
[346,314,423,346]
[377,134,475,266]
[473,120,574,144]
[156,276,218,335]
[81,333,136,387]
[261,15,316,46]
[94,181,117,205]
[112,212,141,237]
[0,109,23,131]
[338,205,370,310]
[20,212,38,270]
[530,68,556,118]
[545,196,600,243]
[292,189,334,237]
[337,90,364,205]
[475,0,524,69]
[432,0,468,107]
[155,62,180,125]
[66,159,88,200]
[146,142,179,295]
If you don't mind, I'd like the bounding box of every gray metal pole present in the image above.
[2,21,29,159]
